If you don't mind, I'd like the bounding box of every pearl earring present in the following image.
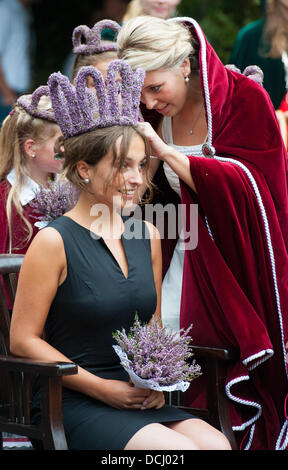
[184,76,190,83]
[31,154,36,158]
[84,177,90,183]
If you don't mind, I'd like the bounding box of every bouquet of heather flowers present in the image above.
[31,179,79,228]
[112,315,201,392]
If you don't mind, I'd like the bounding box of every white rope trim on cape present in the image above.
[224,351,273,449]
[242,349,274,371]
[204,216,214,241]
[276,420,288,450]
[244,424,255,451]
[226,375,262,429]
[215,155,287,377]
[215,155,288,450]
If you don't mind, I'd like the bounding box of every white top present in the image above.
[161,116,204,332]
[0,0,32,93]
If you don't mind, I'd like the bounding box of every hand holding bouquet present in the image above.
[113,315,201,392]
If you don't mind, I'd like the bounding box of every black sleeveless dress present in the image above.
[31,216,194,450]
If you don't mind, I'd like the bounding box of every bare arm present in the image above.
[144,220,162,325]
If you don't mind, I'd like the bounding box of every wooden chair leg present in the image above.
[40,376,68,450]
[205,358,237,449]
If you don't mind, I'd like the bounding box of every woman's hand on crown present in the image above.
[137,122,171,161]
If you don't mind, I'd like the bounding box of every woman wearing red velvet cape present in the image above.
[118,16,288,450]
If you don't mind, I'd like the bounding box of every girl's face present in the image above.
[141,62,190,117]
[81,133,147,210]
[139,0,181,19]
[33,128,63,175]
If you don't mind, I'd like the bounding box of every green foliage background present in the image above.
[178,0,263,63]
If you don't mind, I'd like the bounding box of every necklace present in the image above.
[188,104,203,135]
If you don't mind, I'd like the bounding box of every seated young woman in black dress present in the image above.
[9,61,230,450]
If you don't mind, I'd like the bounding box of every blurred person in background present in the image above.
[122,0,181,22]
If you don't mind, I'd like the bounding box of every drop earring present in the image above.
[184,75,190,83]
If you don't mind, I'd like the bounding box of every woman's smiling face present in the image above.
[81,133,148,210]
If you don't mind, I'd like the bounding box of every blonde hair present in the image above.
[72,50,118,81]
[117,15,196,72]
[0,96,59,252]
[262,0,288,58]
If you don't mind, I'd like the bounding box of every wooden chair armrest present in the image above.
[0,355,78,376]
[190,345,238,361]
[0,355,77,449]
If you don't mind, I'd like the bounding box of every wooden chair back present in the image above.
[0,254,23,357]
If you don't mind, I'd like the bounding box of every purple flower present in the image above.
[48,59,145,139]
[225,64,264,86]
[17,86,56,122]
[72,19,121,55]
[31,180,79,222]
[113,315,202,387]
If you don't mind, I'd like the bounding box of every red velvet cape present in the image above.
[141,17,288,450]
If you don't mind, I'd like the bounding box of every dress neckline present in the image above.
[61,215,130,280]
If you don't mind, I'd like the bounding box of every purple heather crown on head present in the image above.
[72,19,121,55]
[47,59,145,139]
[16,85,56,122]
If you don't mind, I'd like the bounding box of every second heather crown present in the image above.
[47,59,145,139]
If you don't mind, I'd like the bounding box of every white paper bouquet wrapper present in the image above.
[113,345,191,392]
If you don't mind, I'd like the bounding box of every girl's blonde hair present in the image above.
[72,50,118,82]
[262,0,288,58]
[117,15,197,72]
[0,96,59,252]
